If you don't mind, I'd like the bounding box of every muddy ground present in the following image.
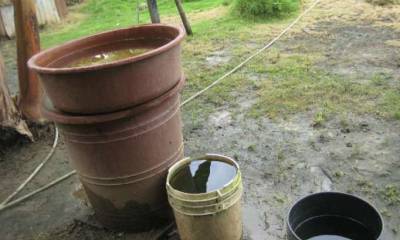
[1,1,399,240]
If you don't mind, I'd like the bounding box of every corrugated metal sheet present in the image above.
[0,5,14,38]
[0,0,65,38]
[0,10,6,36]
[35,0,60,25]
[55,0,68,18]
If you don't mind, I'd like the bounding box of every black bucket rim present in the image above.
[286,191,384,240]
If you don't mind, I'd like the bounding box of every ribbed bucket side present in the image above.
[44,79,185,232]
[166,154,243,240]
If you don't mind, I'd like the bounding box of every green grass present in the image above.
[248,54,400,120]
[383,184,400,205]
[380,90,400,120]
[41,0,226,47]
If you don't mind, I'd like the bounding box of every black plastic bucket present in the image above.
[287,192,383,240]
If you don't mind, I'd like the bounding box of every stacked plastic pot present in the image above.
[28,24,185,232]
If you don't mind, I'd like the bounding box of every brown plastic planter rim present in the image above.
[28,24,185,74]
[42,76,185,125]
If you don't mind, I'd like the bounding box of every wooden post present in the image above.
[14,0,43,122]
[146,0,160,23]
[174,0,192,35]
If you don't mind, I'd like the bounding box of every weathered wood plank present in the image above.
[14,0,43,121]
[0,5,14,38]
[0,10,6,37]
[0,0,63,38]
[0,52,33,140]
[35,0,61,25]
[55,0,68,18]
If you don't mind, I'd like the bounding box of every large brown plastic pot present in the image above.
[42,78,185,232]
[29,24,185,114]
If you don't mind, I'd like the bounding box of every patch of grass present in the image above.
[383,184,400,205]
[222,0,233,6]
[370,72,391,87]
[366,0,400,6]
[312,109,328,127]
[277,148,285,161]
[273,193,287,204]
[334,170,345,178]
[233,0,300,19]
[248,54,400,120]
[247,144,257,152]
[379,90,400,120]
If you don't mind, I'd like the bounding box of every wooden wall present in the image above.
[0,0,68,39]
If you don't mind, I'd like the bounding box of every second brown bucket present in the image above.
[42,78,185,232]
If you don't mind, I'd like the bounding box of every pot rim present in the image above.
[286,191,384,240]
[28,24,185,74]
[42,76,185,125]
[166,154,241,197]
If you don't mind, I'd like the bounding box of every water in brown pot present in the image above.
[28,24,185,114]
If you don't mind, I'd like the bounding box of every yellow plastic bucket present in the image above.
[166,154,243,240]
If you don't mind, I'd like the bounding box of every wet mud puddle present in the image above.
[66,47,150,67]
[243,205,269,240]
[170,160,236,193]
[296,215,375,240]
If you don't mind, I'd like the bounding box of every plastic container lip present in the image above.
[167,154,240,197]
[286,191,384,240]
[28,24,185,74]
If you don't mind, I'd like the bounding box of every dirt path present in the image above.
[0,1,399,239]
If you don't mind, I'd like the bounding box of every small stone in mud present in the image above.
[263,172,273,179]
[341,128,351,133]
[318,133,333,143]
[360,122,370,132]
[346,142,353,147]
[309,140,321,151]
[334,171,345,178]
